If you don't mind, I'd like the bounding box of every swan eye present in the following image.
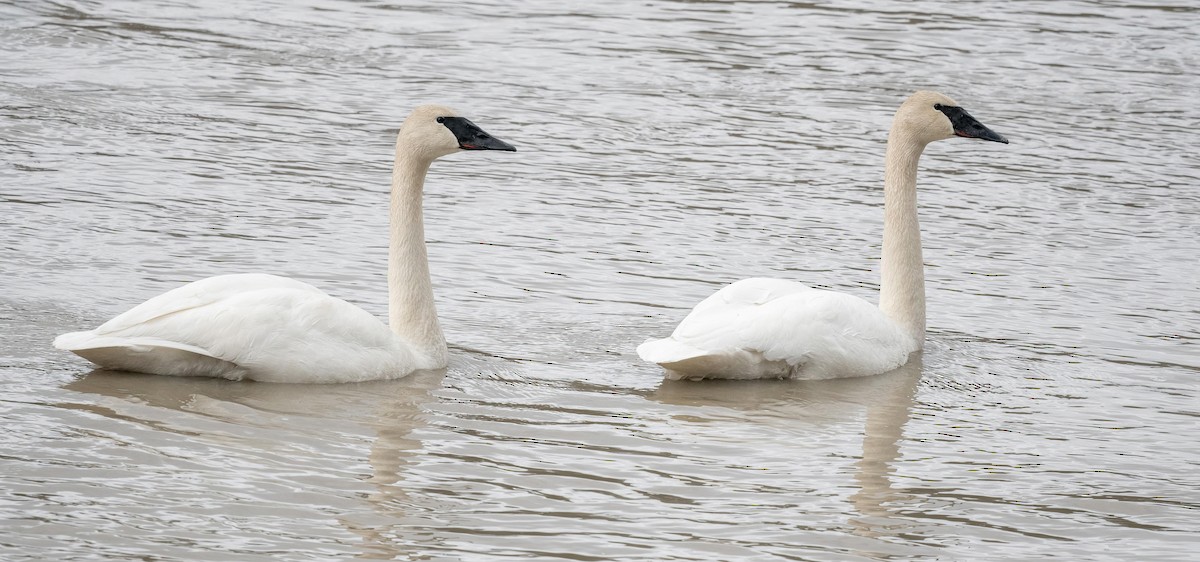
[933,103,943,110]
[436,116,445,123]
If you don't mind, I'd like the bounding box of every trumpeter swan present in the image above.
[637,91,1008,380]
[55,105,516,383]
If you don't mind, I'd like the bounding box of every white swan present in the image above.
[637,91,1009,380]
[55,105,516,383]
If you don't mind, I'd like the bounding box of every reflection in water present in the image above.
[849,357,922,537]
[62,368,445,560]
[62,368,443,424]
[653,357,924,538]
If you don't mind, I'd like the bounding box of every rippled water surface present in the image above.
[3,0,1198,560]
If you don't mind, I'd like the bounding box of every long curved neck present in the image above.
[388,150,447,364]
[879,127,928,347]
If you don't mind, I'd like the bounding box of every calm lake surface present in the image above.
[2,0,1198,560]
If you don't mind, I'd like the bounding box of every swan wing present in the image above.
[91,273,323,335]
[638,278,914,380]
[56,275,417,383]
[52,332,244,379]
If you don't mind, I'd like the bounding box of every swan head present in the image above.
[894,91,1008,145]
[397,104,516,161]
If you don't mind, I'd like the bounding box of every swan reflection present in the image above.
[61,367,444,558]
[651,357,924,538]
[848,358,922,537]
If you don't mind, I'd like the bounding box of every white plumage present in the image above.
[55,105,515,383]
[637,278,914,380]
[638,91,1009,380]
[54,274,420,383]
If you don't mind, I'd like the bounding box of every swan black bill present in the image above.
[439,116,517,151]
[936,105,1009,144]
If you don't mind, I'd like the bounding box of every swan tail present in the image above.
[636,337,709,364]
[637,338,781,380]
[53,331,243,379]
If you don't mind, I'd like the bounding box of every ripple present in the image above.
[2,0,1198,560]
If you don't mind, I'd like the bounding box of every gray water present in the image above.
[2,0,1198,560]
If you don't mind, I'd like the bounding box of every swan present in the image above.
[637,91,1009,380]
[54,105,516,383]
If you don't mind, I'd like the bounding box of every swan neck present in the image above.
[388,149,447,365]
[879,128,927,347]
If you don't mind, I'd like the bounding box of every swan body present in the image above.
[56,105,516,383]
[53,274,423,383]
[637,278,916,380]
[638,91,1008,380]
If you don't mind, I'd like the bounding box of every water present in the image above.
[2,0,1198,559]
